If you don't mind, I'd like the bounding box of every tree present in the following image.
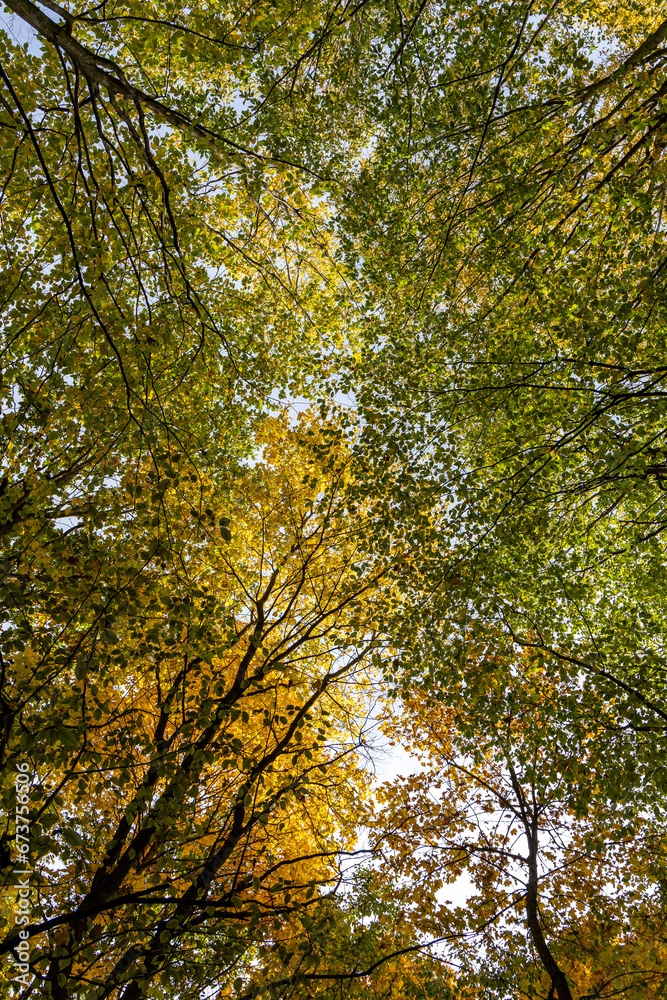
[334,3,667,899]
[344,1,667,567]
[0,4,457,996]
[0,0,364,578]
[0,412,402,999]
[371,652,667,1000]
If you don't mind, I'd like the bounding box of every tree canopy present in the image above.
[1,1,666,998]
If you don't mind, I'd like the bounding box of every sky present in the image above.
[0,6,41,52]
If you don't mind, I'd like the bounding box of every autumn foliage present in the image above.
[1,2,667,999]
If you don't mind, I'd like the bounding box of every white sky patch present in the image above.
[0,8,43,54]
